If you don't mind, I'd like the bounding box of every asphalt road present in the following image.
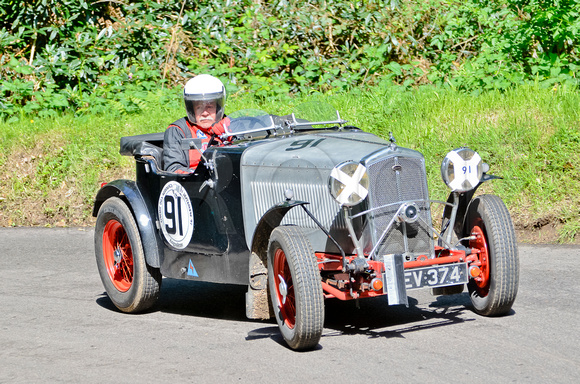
[1,228,578,383]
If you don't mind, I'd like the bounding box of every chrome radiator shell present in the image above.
[361,146,434,259]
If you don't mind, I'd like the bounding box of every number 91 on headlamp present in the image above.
[440,148,484,193]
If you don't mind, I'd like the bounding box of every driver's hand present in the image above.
[210,117,231,139]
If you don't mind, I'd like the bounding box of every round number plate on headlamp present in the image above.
[441,148,483,192]
[328,161,369,206]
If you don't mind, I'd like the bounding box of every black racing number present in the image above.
[164,195,183,236]
[285,138,325,151]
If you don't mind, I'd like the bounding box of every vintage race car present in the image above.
[93,103,519,350]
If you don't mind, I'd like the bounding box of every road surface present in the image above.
[1,228,578,383]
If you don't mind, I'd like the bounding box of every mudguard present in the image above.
[250,200,308,257]
[246,200,308,320]
[442,174,503,237]
[92,179,163,268]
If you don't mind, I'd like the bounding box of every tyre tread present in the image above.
[268,226,324,350]
[466,194,519,316]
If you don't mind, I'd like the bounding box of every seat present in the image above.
[120,132,165,170]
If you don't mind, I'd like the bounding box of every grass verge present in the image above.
[0,84,578,242]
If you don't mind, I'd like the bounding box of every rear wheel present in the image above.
[463,195,519,316]
[267,226,324,350]
[95,197,161,313]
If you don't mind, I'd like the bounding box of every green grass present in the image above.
[1,84,578,241]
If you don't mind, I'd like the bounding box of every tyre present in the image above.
[95,197,161,313]
[267,226,324,350]
[463,194,519,316]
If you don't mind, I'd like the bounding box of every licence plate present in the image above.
[404,263,468,290]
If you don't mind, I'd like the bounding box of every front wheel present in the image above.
[267,226,324,350]
[463,194,519,316]
[95,197,161,313]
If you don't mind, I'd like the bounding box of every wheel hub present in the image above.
[278,274,288,304]
[469,224,490,293]
[114,247,122,264]
[103,219,134,293]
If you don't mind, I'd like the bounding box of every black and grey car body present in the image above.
[93,105,519,350]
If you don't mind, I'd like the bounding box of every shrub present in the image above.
[1,0,578,119]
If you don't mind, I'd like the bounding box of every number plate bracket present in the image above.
[382,254,409,306]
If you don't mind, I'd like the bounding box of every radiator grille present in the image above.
[365,155,433,258]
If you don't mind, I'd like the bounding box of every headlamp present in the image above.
[328,161,369,206]
[441,148,483,192]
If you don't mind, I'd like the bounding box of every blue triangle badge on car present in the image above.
[187,259,198,277]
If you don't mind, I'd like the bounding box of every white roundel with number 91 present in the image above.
[158,181,194,249]
[441,148,483,193]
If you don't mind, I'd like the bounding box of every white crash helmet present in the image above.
[183,74,226,124]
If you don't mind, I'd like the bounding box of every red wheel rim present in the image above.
[273,248,296,329]
[469,224,490,296]
[102,220,134,292]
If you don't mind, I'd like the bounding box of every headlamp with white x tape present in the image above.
[328,161,369,206]
[440,147,483,192]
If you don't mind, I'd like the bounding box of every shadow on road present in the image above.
[96,278,251,321]
[96,279,503,346]
[321,292,476,340]
[240,292,481,350]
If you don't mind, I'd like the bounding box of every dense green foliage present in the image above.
[1,0,579,120]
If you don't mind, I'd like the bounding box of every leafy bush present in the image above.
[1,0,579,120]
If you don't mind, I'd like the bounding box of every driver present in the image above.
[163,74,231,173]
